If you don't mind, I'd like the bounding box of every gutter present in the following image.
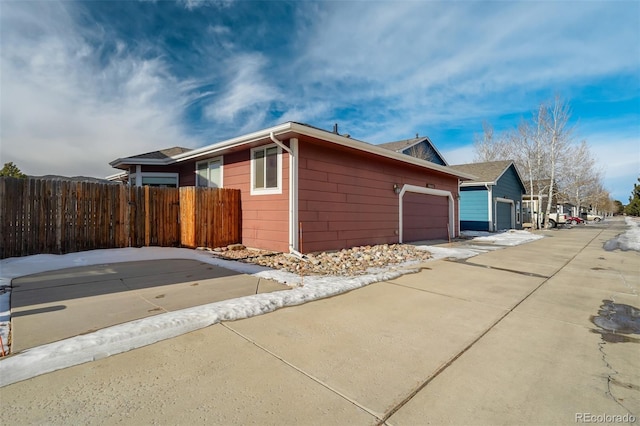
[110,122,476,181]
[269,132,301,256]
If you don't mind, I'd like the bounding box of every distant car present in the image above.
[585,213,603,222]
[567,216,585,225]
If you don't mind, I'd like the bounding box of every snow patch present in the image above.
[603,217,640,252]
[0,228,544,386]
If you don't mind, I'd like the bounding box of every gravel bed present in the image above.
[209,243,432,276]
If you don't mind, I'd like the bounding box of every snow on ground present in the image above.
[0,229,543,387]
[604,216,640,252]
[461,229,545,246]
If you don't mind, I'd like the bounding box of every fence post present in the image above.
[145,185,150,246]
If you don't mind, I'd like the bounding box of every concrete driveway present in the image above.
[2,219,638,425]
[10,259,287,352]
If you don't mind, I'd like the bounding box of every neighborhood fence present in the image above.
[0,177,241,259]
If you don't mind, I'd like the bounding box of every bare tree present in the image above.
[559,140,601,215]
[473,121,511,162]
[407,142,436,162]
[536,96,573,228]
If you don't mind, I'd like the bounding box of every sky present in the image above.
[1,0,638,202]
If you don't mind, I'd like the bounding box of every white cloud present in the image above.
[0,1,199,178]
[295,1,639,127]
[204,53,280,129]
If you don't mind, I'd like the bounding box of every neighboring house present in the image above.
[377,135,448,166]
[109,122,475,253]
[449,161,525,232]
[521,179,559,228]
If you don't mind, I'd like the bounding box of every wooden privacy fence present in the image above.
[0,177,241,259]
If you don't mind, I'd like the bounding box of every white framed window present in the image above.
[196,157,223,188]
[250,144,281,195]
[129,172,179,188]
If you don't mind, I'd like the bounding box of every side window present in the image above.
[251,145,281,194]
[196,157,222,188]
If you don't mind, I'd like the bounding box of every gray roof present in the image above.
[449,160,515,184]
[378,137,426,152]
[128,146,192,160]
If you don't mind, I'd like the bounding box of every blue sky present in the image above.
[1,0,638,202]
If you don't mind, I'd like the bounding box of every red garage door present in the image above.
[402,192,450,241]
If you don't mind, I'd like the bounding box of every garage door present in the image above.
[402,192,449,241]
[496,201,513,230]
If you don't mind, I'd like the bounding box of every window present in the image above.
[516,201,521,224]
[196,157,222,188]
[251,144,281,195]
[129,173,178,188]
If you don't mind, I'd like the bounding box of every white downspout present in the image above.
[269,132,302,257]
[485,184,493,232]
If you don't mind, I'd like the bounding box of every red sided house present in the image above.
[109,122,475,254]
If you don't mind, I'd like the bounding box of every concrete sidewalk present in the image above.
[1,219,637,425]
[10,259,287,352]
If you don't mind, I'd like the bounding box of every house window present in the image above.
[516,201,521,224]
[251,144,281,195]
[129,173,178,188]
[196,157,222,188]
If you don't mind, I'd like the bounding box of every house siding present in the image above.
[494,165,524,230]
[459,186,490,231]
[401,140,446,166]
[161,146,290,252]
[297,138,459,252]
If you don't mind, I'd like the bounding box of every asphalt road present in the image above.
[1,217,638,425]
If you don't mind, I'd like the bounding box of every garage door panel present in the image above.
[496,202,512,230]
[403,193,449,241]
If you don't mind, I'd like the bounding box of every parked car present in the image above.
[567,216,585,225]
[585,213,603,222]
[546,212,568,228]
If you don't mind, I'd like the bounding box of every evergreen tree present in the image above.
[0,162,27,178]
[624,178,640,216]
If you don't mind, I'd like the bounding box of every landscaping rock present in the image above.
[211,244,432,276]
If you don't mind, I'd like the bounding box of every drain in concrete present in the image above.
[590,300,640,343]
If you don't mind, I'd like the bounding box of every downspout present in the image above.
[269,132,302,257]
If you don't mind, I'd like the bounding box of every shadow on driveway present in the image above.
[10,259,288,352]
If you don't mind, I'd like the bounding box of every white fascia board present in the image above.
[109,157,172,168]
[460,180,495,187]
[422,136,450,166]
[111,122,476,180]
[174,123,293,163]
[105,171,128,181]
[287,123,475,180]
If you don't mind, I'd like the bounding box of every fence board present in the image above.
[0,178,241,258]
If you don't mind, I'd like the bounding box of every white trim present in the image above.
[268,133,299,253]
[495,197,515,230]
[135,165,142,187]
[250,144,282,196]
[195,156,223,188]
[290,139,299,252]
[110,122,475,181]
[398,184,454,243]
[487,185,493,232]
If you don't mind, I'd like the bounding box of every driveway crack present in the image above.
[220,323,383,422]
[376,227,608,425]
[119,278,168,314]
